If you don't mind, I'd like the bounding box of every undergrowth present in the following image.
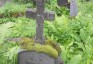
[0,1,93,64]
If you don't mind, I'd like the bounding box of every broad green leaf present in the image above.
[0,22,14,44]
[60,45,67,61]
[85,36,93,45]
[66,42,73,49]
[85,45,92,58]
[74,42,85,52]
[67,55,82,64]
[4,46,19,60]
[80,29,87,42]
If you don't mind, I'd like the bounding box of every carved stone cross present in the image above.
[26,0,55,44]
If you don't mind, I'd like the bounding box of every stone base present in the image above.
[18,51,63,64]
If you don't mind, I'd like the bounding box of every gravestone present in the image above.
[57,0,68,6]
[18,51,55,64]
[18,51,63,64]
[70,0,78,17]
[57,0,78,17]
[57,0,70,9]
[18,0,62,64]
[26,0,55,44]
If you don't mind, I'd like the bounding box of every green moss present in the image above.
[20,37,34,46]
[45,39,62,55]
[20,38,61,58]
[68,0,70,3]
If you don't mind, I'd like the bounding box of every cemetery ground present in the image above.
[0,0,93,64]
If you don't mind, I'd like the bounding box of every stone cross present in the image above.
[18,1,64,64]
[26,0,55,44]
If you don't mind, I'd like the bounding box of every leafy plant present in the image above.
[44,15,72,45]
[0,22,19,64]
[44,4,93,63]
[0,22,14,44]
[10,17,36,38]
[0,1,93,64]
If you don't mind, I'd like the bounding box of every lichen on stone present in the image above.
[20,37,62,58]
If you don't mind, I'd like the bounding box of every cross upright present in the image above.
[32,0,50,6]
[26,0,55,44]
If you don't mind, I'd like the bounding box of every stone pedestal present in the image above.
[18,51,64,64]
[18,51,55,64]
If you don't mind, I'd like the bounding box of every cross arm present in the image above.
[26,9,55,21]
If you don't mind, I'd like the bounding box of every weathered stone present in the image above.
[70,0,78,17]
[26,9,55,21]
[57,0,68,6]
[0,0,11,7]
[57,0,78,17]
[0,1,2,7]
[18,51,64,64]
[32,0,50,6]
[55,57,64,64]
[35,0,45,44]
[26,0,55,44]
[57,0,70,9]
[18,51,55,64]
